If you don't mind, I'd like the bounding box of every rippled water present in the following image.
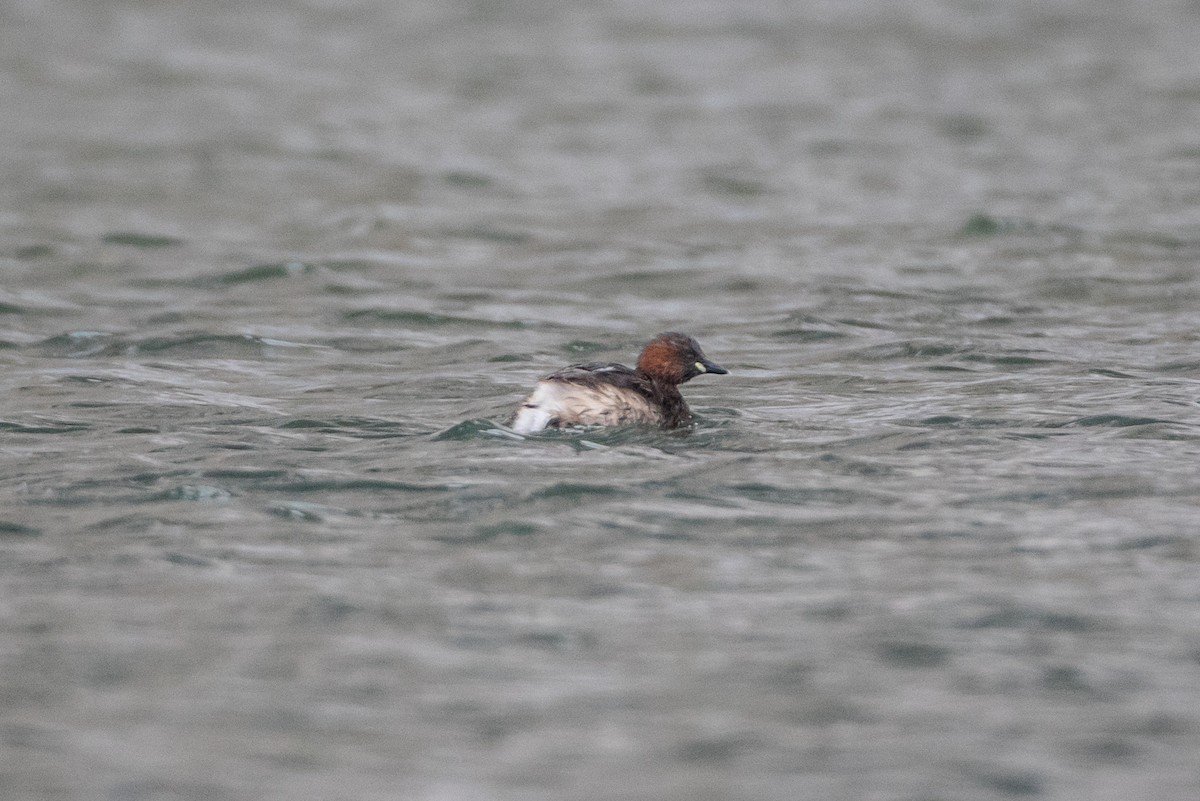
[4,1,1200,799]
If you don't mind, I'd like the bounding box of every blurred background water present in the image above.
[2,1,1200,799]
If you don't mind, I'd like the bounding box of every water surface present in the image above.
[2,2,1200,799]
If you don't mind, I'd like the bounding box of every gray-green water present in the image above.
[3,1,1200,799]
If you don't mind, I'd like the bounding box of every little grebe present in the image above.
[510,332,727,434]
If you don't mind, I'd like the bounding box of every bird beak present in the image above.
[696,358,728,375]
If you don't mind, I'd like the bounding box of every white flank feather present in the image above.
[510,382,562,434]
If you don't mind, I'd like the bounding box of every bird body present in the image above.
[510,333,726,434]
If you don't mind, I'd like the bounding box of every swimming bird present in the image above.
[510,332,727,434]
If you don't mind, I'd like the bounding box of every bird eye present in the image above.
[694,361,706,373]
